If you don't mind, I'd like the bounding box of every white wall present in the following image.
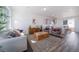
[10,7,64,34]
[55,19,63,28]
[11,7,33,33]
[11,7,47,34]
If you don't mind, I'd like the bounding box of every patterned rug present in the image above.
[28,35,63,52]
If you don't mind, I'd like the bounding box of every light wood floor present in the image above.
[28,32,79,52]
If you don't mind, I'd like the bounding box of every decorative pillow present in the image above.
[9,32,16,37]
[7,30,21,37]
[14,30,21,37]
[7,31,16,37]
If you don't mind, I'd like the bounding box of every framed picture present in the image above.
[32,19,36,24]
[53,19,56,24]
[63,20,68,25]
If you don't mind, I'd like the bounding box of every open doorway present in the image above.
[68,19,75,32]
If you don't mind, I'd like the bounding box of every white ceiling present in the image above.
[11,6,79,18]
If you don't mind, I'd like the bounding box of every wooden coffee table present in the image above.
[34,32,49,40]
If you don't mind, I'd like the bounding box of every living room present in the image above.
[0,6,79,52]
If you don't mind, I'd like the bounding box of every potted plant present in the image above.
[0,6,9,32]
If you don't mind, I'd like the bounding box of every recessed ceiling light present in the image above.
[43,8,47,11]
